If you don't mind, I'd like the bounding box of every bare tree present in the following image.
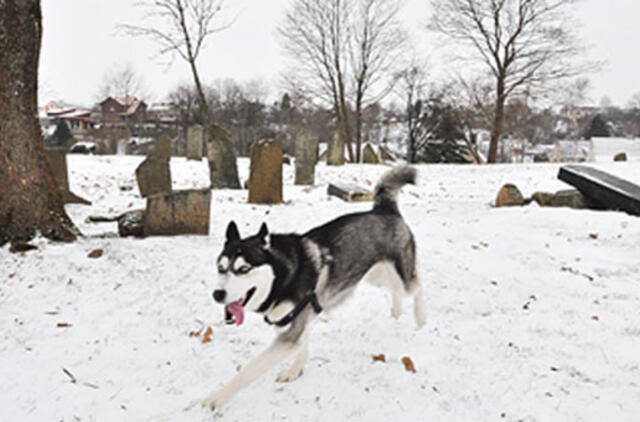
[395,64,429,162]
[120,0,232,121]
[350,0,407,162]
[0,0,78,247]
[97,62,149,101]
[428,0,597,163]
[279,0,406,162]
[279,0,354,161]
[121,0,240,188]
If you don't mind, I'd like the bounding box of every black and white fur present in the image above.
[202,166,425,410]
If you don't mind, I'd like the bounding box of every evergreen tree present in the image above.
[585,114,610,139]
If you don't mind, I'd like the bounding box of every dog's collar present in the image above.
[263,292,322,327]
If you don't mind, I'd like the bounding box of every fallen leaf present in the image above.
[372,354,386,363]
[401,356,416,373]
[202,326,213,343]
[57,322,72,328]
[8,273,16,279]
[88,249,103,259]
[589,233,598,240]
[591,315,599,321]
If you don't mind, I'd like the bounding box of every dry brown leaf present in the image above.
[88,249,103,259]
[372,354,386,363]
[202,326,213,343]
[589,233,598,240]
[401,356,416,373]
[57,322,72,328]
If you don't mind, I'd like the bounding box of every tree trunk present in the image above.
[0,0,78,246]
[488,78,506,163]
[355,97,363,163]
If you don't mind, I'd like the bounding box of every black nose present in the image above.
[213,289,226,303]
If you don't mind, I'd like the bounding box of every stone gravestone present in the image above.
[135,135,172,197]
[495,184,525,207]
[327,183,373,202]
[206,123,241,189]
[362,143,380,164]
[558,165,640,216]
[327,132,345,165]
[294,131,318,185]
[248,139,283,204]
[44,147,91,205]
[144,189,211,236]
[187,124,203,160]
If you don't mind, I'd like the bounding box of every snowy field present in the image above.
[1,155,640,422]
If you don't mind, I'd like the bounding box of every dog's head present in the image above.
[212,221,274,326]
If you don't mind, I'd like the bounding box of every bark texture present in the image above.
[0,0,78,246]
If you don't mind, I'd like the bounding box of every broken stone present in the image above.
[248,139,283,204]
[144,189,211,236]
[549,189,588,209]
[614,152,627,162]
[495,184,524,207]
[327,183,373,202]
[531,191,554,207]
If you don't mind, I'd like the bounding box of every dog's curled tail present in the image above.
[373,166,417,213]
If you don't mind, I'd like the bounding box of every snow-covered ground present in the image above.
[1,156,639,422]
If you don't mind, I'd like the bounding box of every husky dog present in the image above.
[202,166,425,410]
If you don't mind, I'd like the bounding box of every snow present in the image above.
[2,156,640,421]
[591,137,640,162]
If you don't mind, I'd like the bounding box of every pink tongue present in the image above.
[227,300,244,326]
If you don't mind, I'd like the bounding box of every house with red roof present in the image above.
[99,96,147,125]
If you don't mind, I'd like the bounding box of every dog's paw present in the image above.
[276,367,304,383]
[201,392,225,411]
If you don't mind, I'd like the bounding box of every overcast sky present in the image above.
[39,0,640,108]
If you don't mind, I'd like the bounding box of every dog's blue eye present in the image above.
[238,265,251,274]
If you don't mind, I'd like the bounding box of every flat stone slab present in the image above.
[328,183,373,202]
[144,189,211,236]
[558,165,640,216]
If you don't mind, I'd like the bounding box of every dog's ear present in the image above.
[226,220,240,242]
[258,222,269,248]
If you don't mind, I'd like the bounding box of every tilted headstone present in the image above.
[558,165,640,215]
[248,139,283,204]
[206,123,241,189]
[327,132,345,165]
[327,183,373,202]
[144,189,211,236]
[44,147,91,205]
[362,143,380,164]
[187,125,204,160]
[294,131,318,185]
[135,135,172,197]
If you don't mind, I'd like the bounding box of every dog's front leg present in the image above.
[276,331,309,382]
[202,339,299,411]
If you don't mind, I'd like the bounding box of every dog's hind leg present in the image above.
[366,261,405,318]
[412,279,426,328]
[202,338,301,410]
[276,331,309,383]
